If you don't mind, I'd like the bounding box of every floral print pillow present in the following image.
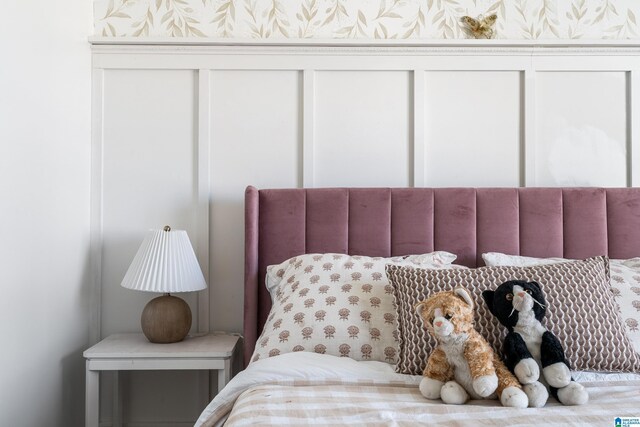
[609,259,640,354]
[251,252,460,364]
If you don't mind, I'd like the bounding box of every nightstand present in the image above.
[83,332,240,427]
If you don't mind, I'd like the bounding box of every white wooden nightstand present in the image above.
[83,332,240,427]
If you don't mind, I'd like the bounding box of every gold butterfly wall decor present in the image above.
[462,14,498,39]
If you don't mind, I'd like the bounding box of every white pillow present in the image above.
[252,252,461,364]
[482,252,640,354]
[482,252,565,267]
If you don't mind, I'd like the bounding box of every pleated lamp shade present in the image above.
[121,227,207,293]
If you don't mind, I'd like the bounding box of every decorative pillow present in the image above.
[387,256,640,376]
[482,252,565,268]
[251,252,460,364]
[610,259,640,354]
[483,252,640,354]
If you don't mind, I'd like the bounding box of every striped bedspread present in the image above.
[225,380,640,426]
[195,353,640,427]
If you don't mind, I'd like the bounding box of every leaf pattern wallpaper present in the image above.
[94,0,639,39]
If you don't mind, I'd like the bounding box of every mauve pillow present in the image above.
[387,256,640,376]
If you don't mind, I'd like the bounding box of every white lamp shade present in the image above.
[121,228,207,293]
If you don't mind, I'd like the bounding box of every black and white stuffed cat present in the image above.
[482,280,589,406]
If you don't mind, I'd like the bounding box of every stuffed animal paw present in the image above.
[557,381,589,406]
[472,374,498,397]
[514,358,540,384]
[542,362,571,388]
[441,381,469,405]
[500,386,529,408]
[523,381,549,408]
[419,377,444,400]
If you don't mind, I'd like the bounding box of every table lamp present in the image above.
[121,226,207,343]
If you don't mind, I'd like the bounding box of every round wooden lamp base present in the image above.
[141,294,192,343]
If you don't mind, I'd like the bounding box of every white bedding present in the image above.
[195,352,640,427]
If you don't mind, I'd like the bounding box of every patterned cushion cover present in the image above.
[387,256,640,376]
[610,260,640,354]
[483,252,640,355]
[251,252,460,364]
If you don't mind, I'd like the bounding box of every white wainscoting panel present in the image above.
[535,71,628,187]
[209,70,302,333]
[101,69,203,423]
[314,71,412,187]
[424,71,522,187]
[102,69,200,336]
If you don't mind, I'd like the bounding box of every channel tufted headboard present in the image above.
[243,186,640,365]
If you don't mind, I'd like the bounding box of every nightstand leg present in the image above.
[113,371,123,427]
[85,361,99,427]
[200,371,211,409]
[217,358,231,395]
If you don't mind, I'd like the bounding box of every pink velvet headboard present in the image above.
[243,186,640,365]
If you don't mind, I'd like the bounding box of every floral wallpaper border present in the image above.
[94,0,640,39]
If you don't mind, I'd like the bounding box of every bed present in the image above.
[196,187,640,426]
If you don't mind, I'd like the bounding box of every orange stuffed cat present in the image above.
[415,288,530,407]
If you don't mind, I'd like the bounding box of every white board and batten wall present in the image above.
[91,39,640,425]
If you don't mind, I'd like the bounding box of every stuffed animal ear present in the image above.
[414,301,428,315]
[415,301,430,327]
[528,281,542,292]
[453,287,474,308]
[482,290,496,316]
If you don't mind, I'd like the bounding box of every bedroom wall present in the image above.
[92,42,640,425]
[93,0,640,39]
[0,1,92,426]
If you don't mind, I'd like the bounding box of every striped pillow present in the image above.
[386,256,640,375]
